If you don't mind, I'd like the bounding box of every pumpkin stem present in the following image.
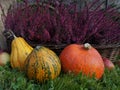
[84,43,92,50]
[35,46,42,50]
[9,30,17,38]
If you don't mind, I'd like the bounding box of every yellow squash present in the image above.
[10,34,33,70]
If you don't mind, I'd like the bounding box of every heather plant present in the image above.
[2,0,120,45]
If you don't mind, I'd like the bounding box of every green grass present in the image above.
[0,63,120,90]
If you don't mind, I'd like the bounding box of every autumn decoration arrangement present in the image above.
[0,31,115,83]
[0,0,119,86]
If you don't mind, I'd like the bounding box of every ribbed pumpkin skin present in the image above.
[10,37,33,70]
[24,46,61,83]
[59,44,104,79]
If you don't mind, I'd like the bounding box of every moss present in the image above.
[0,62,120,90]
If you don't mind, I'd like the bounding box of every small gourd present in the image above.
[10,31,33,70]
[59,43,104,79]
[24,46,61,83]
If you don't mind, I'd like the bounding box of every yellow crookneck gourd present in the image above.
[10,32,33,71]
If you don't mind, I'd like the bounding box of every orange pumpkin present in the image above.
[59,43,104,79]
